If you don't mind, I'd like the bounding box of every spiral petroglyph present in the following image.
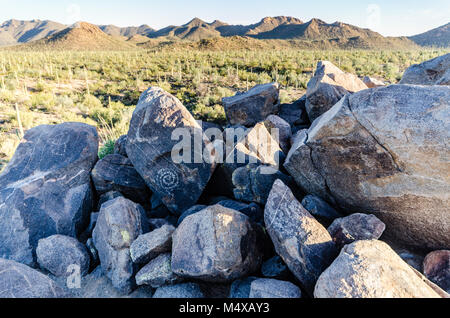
[156,168,179,191]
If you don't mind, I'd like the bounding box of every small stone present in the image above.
[153,283,205,298]
[264,115,292,154]
[130,224,175,264]
[328,213,386,248]
[135,253,182,288]
[229,277,258,298]
[36,235,90,277]
[249,278,302,298]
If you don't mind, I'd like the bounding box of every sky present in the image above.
[0,0,449,36]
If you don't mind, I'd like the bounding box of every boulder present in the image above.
[301,195,343,226]
[363,76,385,88]
[153,283,205,298]
[400,53,450,85]
[232,164,292,205]
[264,115,292,154]
[126,87,216,216]
[249,278,302,298]
[97,191,122,211]
[423,250,450,293]
[91,154,151,207]
[261,256,290,280]
[284,85,450,250]
[36,235,90,277]
[114,135,128,157]
[92,197,147,294]
[0,122,98,266]
[130,224,175,264]
[135,253,182,288]
[305,61,367,122]
[222,83,280,127]
[172,205,263,282]
[264,179,338,295]
[0,258,67,298]
[314,240,446,298]
[328,213,386,248]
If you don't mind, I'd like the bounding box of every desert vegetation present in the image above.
[0,48,448,171]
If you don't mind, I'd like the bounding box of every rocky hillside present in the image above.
[18,22,136,50]
[0,19,66,46]
[0,53,448,298]
[410,23,450,47]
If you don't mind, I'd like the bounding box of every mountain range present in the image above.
[0,17,448,50]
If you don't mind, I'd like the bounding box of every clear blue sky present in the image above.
[1,0,449,36]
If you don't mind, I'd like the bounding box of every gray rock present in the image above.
[149,194,170,218]
[135,253,182,288]
[261,256,290,280]
[177,205,207,226]
[363,76,385,88]
[36,235,90,277]
[148,218,173,231]
[249,278,302,298]
[314,240,446,298]
[301,195,343,226]
[306,61,367,122]
[400,53,450,85]
[91,154,151,207]
[222,83,280,127]
[130,224,175,264]
[232,164,291,205]
[328,213,386,248]
[0,258,66,298]
[0,122,98,266]
[264,179,338,295]
[153,282,205,298]
[264,115,292,154]
[172,205,263,282]
[126,87,216,216]
[423,250,450,293]
[284,84,450,250]
[92,197,147,294]
[114,135,128,157]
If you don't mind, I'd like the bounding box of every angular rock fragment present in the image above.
[400,53,450,85]
[153,283,205,298]
[130,224,175,264]
[135,253,182,288]
[249,278,302,298]
[423,250,450,293]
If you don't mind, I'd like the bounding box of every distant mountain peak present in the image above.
[185,18,207,27]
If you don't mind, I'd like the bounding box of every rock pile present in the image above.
[0,55,448,298]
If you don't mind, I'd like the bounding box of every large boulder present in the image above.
[400,53,450,86]
[314,240,447,298]
[0,258,66,298]
[91,154,151,207]
[172,205,263,283]
[126,87,216,216]
[0,122,98,266]
[305,61,367,122]
[36,235,90,277]
[222,83,280,127]
[264,180,338,295]
[423,250,450,293]
[92,197,147,294]
[328,213,386,249]
[285,85,450,250]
